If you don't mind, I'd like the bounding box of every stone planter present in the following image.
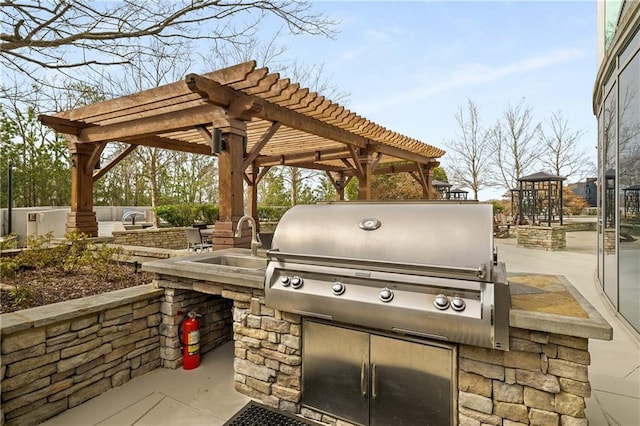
[516,226,566,251]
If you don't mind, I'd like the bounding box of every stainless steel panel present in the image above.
[266,260,506,350]
[303,321,369,426]
[370,335,455,426]
[271,202,494,270]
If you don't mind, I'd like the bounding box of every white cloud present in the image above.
[354,47,588,113]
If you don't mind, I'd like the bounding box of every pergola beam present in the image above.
[244,121,281,169]
[186,74,370,150]
[93,144,137,182]
[255,147,351,167]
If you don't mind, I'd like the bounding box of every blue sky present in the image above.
[259,1,598,200]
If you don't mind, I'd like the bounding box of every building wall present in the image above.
[593,0,640,335]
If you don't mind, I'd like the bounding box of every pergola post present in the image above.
[67,141,99,237]
[336,173,346,201]
[212,118,251,250]
[358,155,372,200]
[425,168,434,199]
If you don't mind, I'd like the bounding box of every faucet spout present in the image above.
[235,215,262,257]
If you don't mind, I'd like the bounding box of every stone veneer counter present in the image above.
[143,249,612,342]
[508,274,612,341]
[144,249,613,426]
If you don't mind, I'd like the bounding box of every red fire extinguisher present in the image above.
[179,311,200,370]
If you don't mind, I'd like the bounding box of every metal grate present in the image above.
[224,401,320,426]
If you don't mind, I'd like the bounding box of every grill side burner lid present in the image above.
[270,201,495,275]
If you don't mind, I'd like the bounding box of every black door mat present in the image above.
[224,401,321,426]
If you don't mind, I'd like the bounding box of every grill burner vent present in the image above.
[265,202,510,350]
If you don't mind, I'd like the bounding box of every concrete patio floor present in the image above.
[42,231,639,426]
[42,342,249,426]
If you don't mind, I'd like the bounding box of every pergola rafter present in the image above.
[39,60,445,249]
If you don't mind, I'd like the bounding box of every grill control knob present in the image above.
[433,294,450,310]
[290,276,303,289]
[451,297,466,312]
[331,282,345,296]
[379,288,394,303]
[280,276,291,286]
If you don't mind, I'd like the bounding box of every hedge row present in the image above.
[153,204,290,227]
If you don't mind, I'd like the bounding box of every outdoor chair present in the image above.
[186,228,213,252]
[493,213,511,238]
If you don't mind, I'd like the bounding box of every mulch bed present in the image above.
[0,264,154,315]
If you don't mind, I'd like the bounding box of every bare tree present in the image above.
[537,111,593,180]
[489,99,541,192]
[445,99,495,200]
[1,1,335,79]
[102,41,205,225]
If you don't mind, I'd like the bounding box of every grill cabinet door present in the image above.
[303,321,370,426]
[369,335,455,426]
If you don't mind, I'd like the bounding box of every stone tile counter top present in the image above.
[508,274,612,341]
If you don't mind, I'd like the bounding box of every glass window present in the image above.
[618,48,640,332]
[619,25,640,65]
[603,83,618,306]
[605,0,624,51]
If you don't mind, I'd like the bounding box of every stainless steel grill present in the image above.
[265,201,510,350]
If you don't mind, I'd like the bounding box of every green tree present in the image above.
[259,168,291,207]
[0,103,70,208]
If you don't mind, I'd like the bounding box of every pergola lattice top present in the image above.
[40,60,444,174]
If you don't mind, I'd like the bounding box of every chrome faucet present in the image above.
[235,215,262,257]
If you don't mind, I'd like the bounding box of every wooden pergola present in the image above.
[39,61,445,250]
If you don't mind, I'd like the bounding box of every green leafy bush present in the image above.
[154,204,219,227]
[10,285,34,310]
[257,206,289,222]
[0,232,132,310]
[153,203,288,226]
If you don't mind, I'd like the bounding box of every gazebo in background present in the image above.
[623,184,640,218]
[448,188,469,200]
[512,172,566,226]
[432,180,452,199]
[512,172,567,251]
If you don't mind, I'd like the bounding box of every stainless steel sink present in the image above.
[191,254,266,270]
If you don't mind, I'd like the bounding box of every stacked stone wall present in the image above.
[233,299,302,413]
[0,286,163,426]
[563,222,597,232]
[604,229,616,254]
[157,286,233,369]
[156,278,302,413]
[112,227,188,250]
[458,327,590,426]
[516,226,566,251]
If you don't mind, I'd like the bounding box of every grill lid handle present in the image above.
[477,264,487,279]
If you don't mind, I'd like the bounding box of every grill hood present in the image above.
[265,201,510,350]
[271,201,495,275]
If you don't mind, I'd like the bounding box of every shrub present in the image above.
[154,204,219,227]
[10,284,34,310]
[257,206,289,222]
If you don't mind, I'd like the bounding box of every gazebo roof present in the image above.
[39,61,444,176]
[517,171,566,182]
[432,180,452,188]
[449,188,468,193]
